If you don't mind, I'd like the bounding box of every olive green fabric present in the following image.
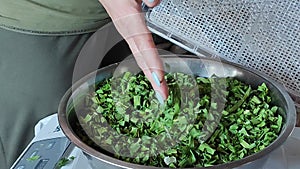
[0,27,96,169]
[0,0,109,35]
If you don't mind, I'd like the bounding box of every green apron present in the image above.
[0,1,114,168]
[0,0,109,35]
[0,28,95,168]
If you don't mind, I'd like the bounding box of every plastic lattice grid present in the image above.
[145,0,300,98]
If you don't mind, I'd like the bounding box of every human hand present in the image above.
[99,0,168,103]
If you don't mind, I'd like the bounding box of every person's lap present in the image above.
[0,28,94,168]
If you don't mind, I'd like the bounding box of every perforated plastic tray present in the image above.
[144,0,300,103]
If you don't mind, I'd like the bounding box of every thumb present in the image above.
[142,0,161,8]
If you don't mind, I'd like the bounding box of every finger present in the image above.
[108,12,169,101]
[142,0,161,8]
[127,36,169,101]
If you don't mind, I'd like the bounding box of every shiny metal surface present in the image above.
[58,56,296,169]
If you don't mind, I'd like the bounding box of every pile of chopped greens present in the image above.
[74,72,283,168]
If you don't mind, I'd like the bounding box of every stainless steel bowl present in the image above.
[58,56,296,169]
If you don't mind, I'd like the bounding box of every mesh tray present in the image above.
[144,0,300,101]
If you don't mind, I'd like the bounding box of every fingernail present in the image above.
[155,90,164,104]
[152,72,161,87]
[148,0,155,3]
